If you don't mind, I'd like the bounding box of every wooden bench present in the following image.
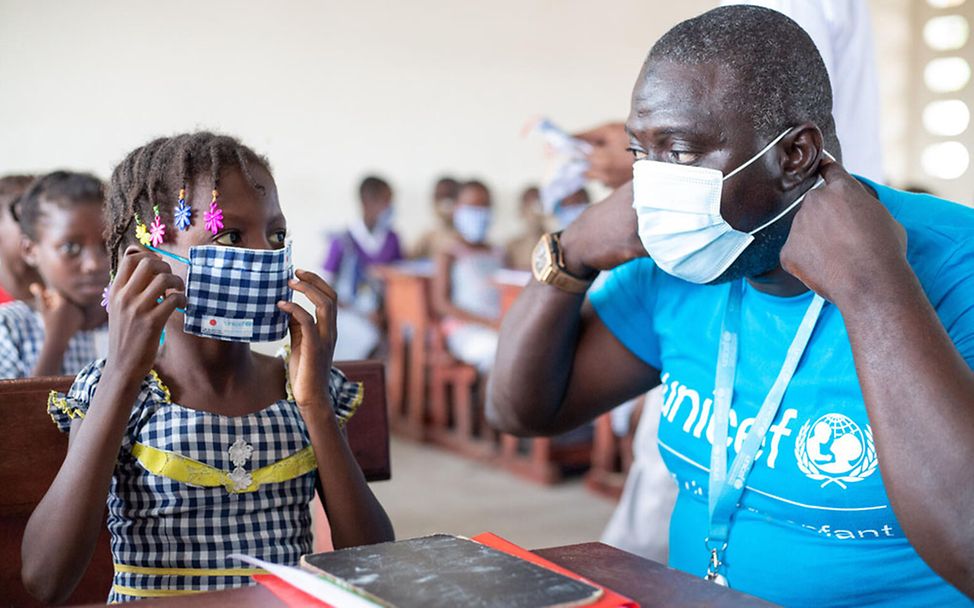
[0,360,389,606]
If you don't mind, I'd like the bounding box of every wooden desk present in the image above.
[69,542,774,607]
[373,262,434,441]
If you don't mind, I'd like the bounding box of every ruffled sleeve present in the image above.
[328,367,364,424]
[280,347,364,426]
[48,359,106,433]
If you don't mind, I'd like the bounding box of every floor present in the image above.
[369,437,619,550]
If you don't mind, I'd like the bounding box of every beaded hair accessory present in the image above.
[149,205,167,247]
[203,188,224,234]
[174,186,192,231]
[134,213,151,246]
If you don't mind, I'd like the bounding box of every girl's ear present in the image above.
[21,236,38,267]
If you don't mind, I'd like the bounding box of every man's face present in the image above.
[625,60,794,283]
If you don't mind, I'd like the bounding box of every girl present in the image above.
[432,180,504,373]
[0,171,109,378]
[22,133,394,604]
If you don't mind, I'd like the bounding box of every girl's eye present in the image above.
[215,231,242,246]
[270,230,287,245]
[59,242,82,257]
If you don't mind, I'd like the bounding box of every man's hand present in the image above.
[574,122,633,189]
[559,182,648,278]
[781,161,909,306]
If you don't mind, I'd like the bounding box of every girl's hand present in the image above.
[30,282,85,349]
[106,246,186,381]
[278,269,338,414]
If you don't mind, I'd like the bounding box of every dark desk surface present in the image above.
[71,542,775,607]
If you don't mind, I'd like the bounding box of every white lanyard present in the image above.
[706,281,825,586]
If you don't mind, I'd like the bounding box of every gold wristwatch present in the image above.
[531,232,594,294]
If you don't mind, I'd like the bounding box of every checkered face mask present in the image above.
[150,242,294,342]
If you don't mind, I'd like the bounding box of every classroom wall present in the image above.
[0,1,931,272]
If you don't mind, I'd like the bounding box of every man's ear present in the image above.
[21,236,38,268]
[779,123,824,191]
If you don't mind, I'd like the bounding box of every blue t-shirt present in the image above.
[590,179,974,607]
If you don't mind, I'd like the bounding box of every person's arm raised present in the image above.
[21,247,185,604]
[781,162,974,598]
[487,183,661,437]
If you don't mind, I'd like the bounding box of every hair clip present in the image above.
[134,213,151,246]
[174,187,192,231]
[101,282,112,312]
[203,188,224,234]
[149,205,166,247]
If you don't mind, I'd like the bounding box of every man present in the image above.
[488,6,973,605]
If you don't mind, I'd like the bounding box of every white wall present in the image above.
[0,0,922,272]
[0,0,716,270]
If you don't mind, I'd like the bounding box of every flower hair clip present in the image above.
[101,273,113,312]
[203,188,224,234]
[149,205,167,247]
[174,186,192,231]
[134,213,151,246]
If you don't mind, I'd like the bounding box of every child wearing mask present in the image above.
[0,171,109,378]
[432,180,503,372]
[411,176,460,259]
[322,175,402,360]
[22,133,393,604]
[0,174,41,304]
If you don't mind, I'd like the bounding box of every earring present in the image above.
[134,213,151,246]
[174,186,192,231]
[149,205,167,247]
[203,188,224,234]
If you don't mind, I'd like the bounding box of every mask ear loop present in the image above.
[142,243,190,316]
[722,128,793,182]
[748,146,833,236]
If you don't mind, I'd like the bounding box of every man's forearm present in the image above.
[486,280,586,435]
[840,263,974,596]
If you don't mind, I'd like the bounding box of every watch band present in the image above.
[532,232,593,294]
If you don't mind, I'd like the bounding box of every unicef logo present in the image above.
[795,413,878,489]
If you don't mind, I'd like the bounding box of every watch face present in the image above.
[532,239,549,276]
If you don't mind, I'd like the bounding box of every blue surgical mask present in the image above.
[453,205,491,244]
[148,242,293,342]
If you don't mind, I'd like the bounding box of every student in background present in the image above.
[433,180,503,373]
[411,176,460,259]
[0,171,109,378]
[504,185,544,271]
[0,174,41,304]
[322,175,403,360]
[22,132,393,605]
[552,188,590,231]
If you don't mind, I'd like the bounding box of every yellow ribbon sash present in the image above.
[130,442,317,494]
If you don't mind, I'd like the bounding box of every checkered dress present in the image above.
[48,357,363,603]
[0,300,106,379]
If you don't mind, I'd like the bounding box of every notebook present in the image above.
[299,534,604,608]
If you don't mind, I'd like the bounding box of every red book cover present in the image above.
[472,533,639,608]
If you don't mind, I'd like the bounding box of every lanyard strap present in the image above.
[708,282,825,548]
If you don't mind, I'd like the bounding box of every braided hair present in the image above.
[104,132,272,274]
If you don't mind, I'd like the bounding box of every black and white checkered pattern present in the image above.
[0,300,105,379]
[49,357,363,603]
[183,243,293,343]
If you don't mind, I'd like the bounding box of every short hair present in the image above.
[647,5,840,154]
[359,176,391,202]
[0,174,35,221]
[460,180,490,196]
[105,132,271,274]
[18,171,104,241]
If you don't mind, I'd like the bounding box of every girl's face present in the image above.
[161,165,287,282]
[23,200,109,306]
